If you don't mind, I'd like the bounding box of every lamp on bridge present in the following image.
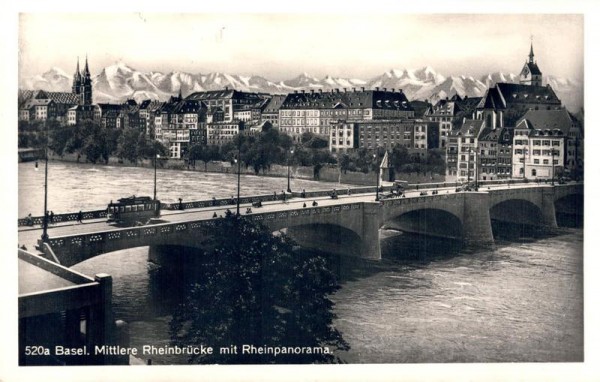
[287,148,294,193]
[38,122,49,242]
[154,154,160,201]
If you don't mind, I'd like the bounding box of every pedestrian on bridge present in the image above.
[77,210,83,224]
[49,211,54,225]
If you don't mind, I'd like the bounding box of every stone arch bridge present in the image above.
[42,184,582,267]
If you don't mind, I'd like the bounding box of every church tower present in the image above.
[519,42,543,87]
[72,58,82,97]
[82,56,93,105]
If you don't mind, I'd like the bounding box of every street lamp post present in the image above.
[40,122,49,242]
[374,153,380,201]
[467,149,472,185]
[287,148,294,193]
[154,154,160,201]
[235,154,241,216]
[551,148,555,185]
[474,149,478,190]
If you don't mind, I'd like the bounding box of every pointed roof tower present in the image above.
[84,54,91,77]
[74,57,82,80]
[528,42,535,64]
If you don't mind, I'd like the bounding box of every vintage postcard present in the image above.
[3,3,599,382]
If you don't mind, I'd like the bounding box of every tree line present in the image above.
[18,120,167,164]
[19,119,445,176]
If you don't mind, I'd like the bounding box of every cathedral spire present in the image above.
[74,57,81,79]
[84,54,90,76]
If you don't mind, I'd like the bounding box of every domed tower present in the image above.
[72,58,82,98]
[520,42,543,87]
[82,55,93,105]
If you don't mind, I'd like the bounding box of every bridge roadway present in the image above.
[17,182,539,244]
[19,181,579,262]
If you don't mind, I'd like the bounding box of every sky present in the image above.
[18,13,583,81]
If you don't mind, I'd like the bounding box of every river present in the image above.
[18,161,584,364]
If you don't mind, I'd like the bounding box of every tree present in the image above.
[169,215,349,364]
[116,128,142,164]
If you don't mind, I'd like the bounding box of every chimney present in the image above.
[310,89,314,94]
[383,88,387,92]
[352,87,356,92]
[225,86,228,91]
[391,88,395,93]
[301,89,305,94]
[375,87,379,91]
[335,88,339,93]
[343,88,347,92]
[319,89,323,93]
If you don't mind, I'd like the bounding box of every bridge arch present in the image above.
[382,208,464,240]
[489,199,545,227]
[279,223,364,258]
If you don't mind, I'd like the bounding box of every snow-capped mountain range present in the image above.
[20,63,583,112]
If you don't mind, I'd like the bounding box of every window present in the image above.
[532,169,537,176]
[543,159,549,165]
[534,159,539,164]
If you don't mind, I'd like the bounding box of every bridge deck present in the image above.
[18,182,579,257]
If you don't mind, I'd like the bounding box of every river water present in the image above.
[18,161,584,364]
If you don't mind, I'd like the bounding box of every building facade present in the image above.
[280,88,415,142]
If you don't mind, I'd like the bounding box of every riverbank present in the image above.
[48,152,446,186]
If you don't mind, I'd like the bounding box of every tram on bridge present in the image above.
[107,196,161,226]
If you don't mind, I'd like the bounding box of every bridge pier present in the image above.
[541,188,559,229]
[462,192,494,248]
[360,203,382,260]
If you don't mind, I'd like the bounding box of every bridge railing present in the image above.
[46,203,363,251]
[18,210,108,227]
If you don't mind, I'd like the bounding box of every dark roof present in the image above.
[478,126,502,142]
[37,91,81,105]
[262,95,287,113]
[524,62,542,76]
[186,89,265,102]
[456,119,485,137]
[410,100,433,118]
[516,109,575,136]
[477,83,561,110]
[20,99,54,110]
[281,90,413,111]
[172,99,206,114]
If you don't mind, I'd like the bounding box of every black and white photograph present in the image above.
[3,3,599,381]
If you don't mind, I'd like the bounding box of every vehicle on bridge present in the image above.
[107,196,161,226]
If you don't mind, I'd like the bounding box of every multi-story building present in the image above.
[512,109,583,179]
[451,119,485,182]
[496,128,514,179]
[330,119,428,159]
[185,88,267,123]
[261,94,287,128]
[19,90,80,123]
[280,88,415,142]
[425,95,481,148]
[207,121,244,146]
[155,99,208,159]
[138,100,164,136]
[19,99,56,121]
[512,118,565,180]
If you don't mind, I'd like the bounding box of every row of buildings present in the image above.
[18,44,583,181]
